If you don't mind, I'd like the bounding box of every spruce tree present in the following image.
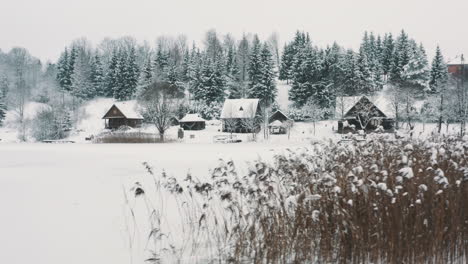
[71,57,94,100]
[288,45,322,106]
[89,53,105,96]
[279,43,294,81]
[154,46,169,81]
[194,58,225,104]
[125,46,139,98]
[382,33,395,78]
[342,49,361,95]
[248,43,277,106]
[105,49,119,97]
[429,45,449,133]
[113,50,129,100]
[357,53,375,94]
[56,48,72,92]
[401,42,430,92]
[429,46,448,92]
[247,35,263,92]
[0,88,6,126]
[391,30,411,83]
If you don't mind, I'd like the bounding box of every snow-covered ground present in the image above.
[0,142,300,264]
[1,95,465,263]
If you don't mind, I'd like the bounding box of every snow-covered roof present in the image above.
[114,102,143,119]
[447,56,467,65]
[179,113,206,123]
[336,95,394,119]
[220,99,260,119]
[103,102,143,119]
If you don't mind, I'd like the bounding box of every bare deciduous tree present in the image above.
[138,82,184,141]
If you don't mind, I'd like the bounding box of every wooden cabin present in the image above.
[179,113,206,130]
[337,96,394,133]
[220,99,261,133]
[102,103,143,129]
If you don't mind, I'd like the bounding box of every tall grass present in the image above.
[127,135,468,263]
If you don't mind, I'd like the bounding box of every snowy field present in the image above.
[0,141,311,264]
[1,96,465,263]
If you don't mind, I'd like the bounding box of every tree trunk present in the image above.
[159,132,164,142]
[438,93,444,133]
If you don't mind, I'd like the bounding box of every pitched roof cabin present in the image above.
[220,99,261,133]
[179,113,206,130]
[268,110,292,135]
[102,103,143,129]
[337,96,394,133]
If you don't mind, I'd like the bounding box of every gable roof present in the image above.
[102,102,143,119]
[336,95,394,119]
[179,113,206,123]
[269,110,290,122]
[220,99,260,119]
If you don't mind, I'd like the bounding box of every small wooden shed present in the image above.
[102,103,143,129]
[179,113,206,130]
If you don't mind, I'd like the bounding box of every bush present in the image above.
[128,135,468,263]
[31,107,71,141]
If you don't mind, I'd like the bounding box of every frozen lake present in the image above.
[0,142,304,264]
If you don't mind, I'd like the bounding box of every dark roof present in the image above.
[269,110,290,123]
[102,104,144,120]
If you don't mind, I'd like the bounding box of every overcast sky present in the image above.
[1,0,467,63]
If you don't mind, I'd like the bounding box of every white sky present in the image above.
[1,0,467,63]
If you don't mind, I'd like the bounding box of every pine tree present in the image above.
[194,57,226,104]
[322,43,345,96]
[138,57,153,91]
[124,46,139,98]
[71,56,94,100]
[154,46,169,81]
[113,50,129,100]
[429,46,448,92]
[429,45,449,133]
[0,88,6,126]
[279,43,294,81]
[105,49,119,97]
[288,45,322,106]
[247,35,263,92]
[89,53,105,96]
[237,34,250,84]
[391,30,412,83]
[248,43,277,106]
[342,49,361,95]
[56,48,72,92]
[0,75,9,99]
[401,42,430,92]
[357,53,375,94]
[382,33,395,78]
